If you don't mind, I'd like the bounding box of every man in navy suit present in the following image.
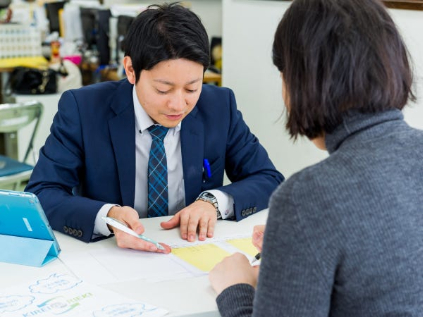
[26,3,283,253]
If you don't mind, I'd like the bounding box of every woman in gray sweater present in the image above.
[209,0,423,316]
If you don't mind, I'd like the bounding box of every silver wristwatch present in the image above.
[196,192,222,219]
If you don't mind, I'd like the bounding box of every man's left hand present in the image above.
[160,200,217,241]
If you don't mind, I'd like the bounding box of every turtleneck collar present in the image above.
[325,109,404,154]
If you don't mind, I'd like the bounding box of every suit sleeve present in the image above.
[25,90,107,242]
[216,89,284,220]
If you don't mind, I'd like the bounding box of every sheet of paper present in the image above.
[226,238,258,257]
[167,233,251,249]
[0,273,168,317]
[60,247,188,285]
[171,244,231,272]
[59,234,255,285]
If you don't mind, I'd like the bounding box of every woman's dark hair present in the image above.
[272,0,415,139]
[123,2,210,82]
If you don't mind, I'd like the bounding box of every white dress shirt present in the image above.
[94,86,233,236]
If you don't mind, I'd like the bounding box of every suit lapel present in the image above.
[181,108,204,205]
[108,80,136,207]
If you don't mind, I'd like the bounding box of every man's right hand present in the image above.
[107,206,171,253]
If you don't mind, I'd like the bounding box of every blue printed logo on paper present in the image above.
[34,295,83,315]
[30,273,82,294]
[0,295,35,313]
[93,303,158,317]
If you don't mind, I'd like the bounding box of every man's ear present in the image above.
[123,56,136,84]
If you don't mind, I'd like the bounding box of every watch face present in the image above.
[203,192,214,199]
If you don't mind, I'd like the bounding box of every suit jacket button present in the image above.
[253,207,257,213]
[77,230,83,237]
[241,210,245,217]
[63,226,69,233]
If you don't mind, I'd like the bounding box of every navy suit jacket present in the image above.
[26,79,283,242]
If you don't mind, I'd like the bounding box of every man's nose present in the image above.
[168,91,186,111]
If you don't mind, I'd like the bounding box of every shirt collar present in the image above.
[132,85,181,135]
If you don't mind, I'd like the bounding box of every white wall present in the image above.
[222,0,327,179]
[222,0,423,179]
[390,9,423,130]
[103,0,223,39]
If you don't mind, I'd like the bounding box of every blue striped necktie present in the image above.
[147,125,169,217]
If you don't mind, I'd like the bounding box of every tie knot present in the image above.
[148,125,169,141]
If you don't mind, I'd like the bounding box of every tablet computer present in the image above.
[0,189,60,265]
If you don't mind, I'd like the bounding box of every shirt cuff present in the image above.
[206,190,234,219]
[93,204,117,237]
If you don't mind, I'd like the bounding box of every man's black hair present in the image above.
[123,2,210,82]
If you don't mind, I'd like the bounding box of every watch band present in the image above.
[196,192,222,219]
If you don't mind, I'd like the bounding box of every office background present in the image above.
[5,0,423,181]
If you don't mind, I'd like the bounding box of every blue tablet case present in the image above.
[0,190,61,267]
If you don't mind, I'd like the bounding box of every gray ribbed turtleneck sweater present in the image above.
[216,109,423,317]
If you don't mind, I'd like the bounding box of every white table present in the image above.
[0,210,268,316]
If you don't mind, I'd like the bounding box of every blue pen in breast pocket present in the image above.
[203,158,212,181]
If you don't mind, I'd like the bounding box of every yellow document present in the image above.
[226,238,257,257]
[172,244,231,272]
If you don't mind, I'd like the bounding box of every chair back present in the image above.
[0,101,43,162]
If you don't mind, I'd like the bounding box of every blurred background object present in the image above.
[0,0,12,24]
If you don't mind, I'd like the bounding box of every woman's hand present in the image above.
[252,225,265,252]
[209,253,259,295]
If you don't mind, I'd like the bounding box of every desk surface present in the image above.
[0,210,268,316]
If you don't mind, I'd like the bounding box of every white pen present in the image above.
[250,253,261,265]
[102,216,165,251]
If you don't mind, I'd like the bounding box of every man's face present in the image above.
[125,57,204,128]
